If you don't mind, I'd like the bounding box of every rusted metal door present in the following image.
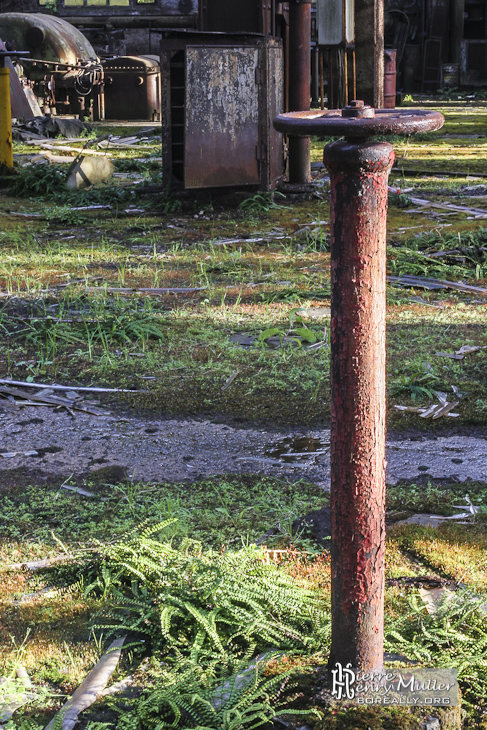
[184,45,260,188]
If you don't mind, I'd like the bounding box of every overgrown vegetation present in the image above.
[2,104,487,729]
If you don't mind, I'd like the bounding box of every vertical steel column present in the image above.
[288,0,311,183]
[324,104,393,671]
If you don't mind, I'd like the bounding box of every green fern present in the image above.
[385,589,487,709]
[117,654,318,730]
[79,523,329,662]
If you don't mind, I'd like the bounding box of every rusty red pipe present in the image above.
[288,0,311,183]
[325,137,394,671]
[273,104,443,672]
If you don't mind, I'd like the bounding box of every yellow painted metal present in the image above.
[0,67,13,168]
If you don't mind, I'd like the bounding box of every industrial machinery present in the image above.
[103,55,161,121]
[0,12,102,117]
[0,13,163,121]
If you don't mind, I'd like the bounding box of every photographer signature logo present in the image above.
[330,663,458,706]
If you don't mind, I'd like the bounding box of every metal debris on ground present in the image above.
[435,344,487,359]
[12,117,92,142]
[388,274,487,293]
[0,383,108,415]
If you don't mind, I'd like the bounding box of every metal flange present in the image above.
[274,102,444,138]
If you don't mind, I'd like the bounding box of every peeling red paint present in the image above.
[272,104,445,676]
[325,140,394,672]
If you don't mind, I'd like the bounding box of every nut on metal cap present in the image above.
[342,100,375,119]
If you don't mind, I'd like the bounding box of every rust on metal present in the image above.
[162,35,283,190]
[185,46,260,188]
[273,104,444,672]
[287,0,311,184]
[325,138,393,671]
[273,107,445,138]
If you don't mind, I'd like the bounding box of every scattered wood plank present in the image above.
[0,667,35,723]
[8,211,43,218]
[38,143,111,157]
[387,274,487,293]
[62,484,94,497]
[394,403,460,419]
[221,370,239,392]
[436,345,487,360]
[0,378,145,393]
[393,166,487,179]
[0,385,108,415]
[98,676,134,698]
[7,554,72,572]
[45,637,126,730]
[407,195,487,217]
[84,286,206,295]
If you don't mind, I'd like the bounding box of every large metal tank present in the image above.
[102,55,161,121]
[0,13,97,80]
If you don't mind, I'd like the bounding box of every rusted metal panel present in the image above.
[0,38,36,120]
[184,45,260,188]
[103,55,161,120]
[263,42,284,188]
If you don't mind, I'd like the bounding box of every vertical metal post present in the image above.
[273,103,443,674]
[355,0,384,107]
[288,0,311,183]
[324,103,393,671]
[0,63,13,168]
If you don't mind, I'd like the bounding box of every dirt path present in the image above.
[1,403,486,487]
